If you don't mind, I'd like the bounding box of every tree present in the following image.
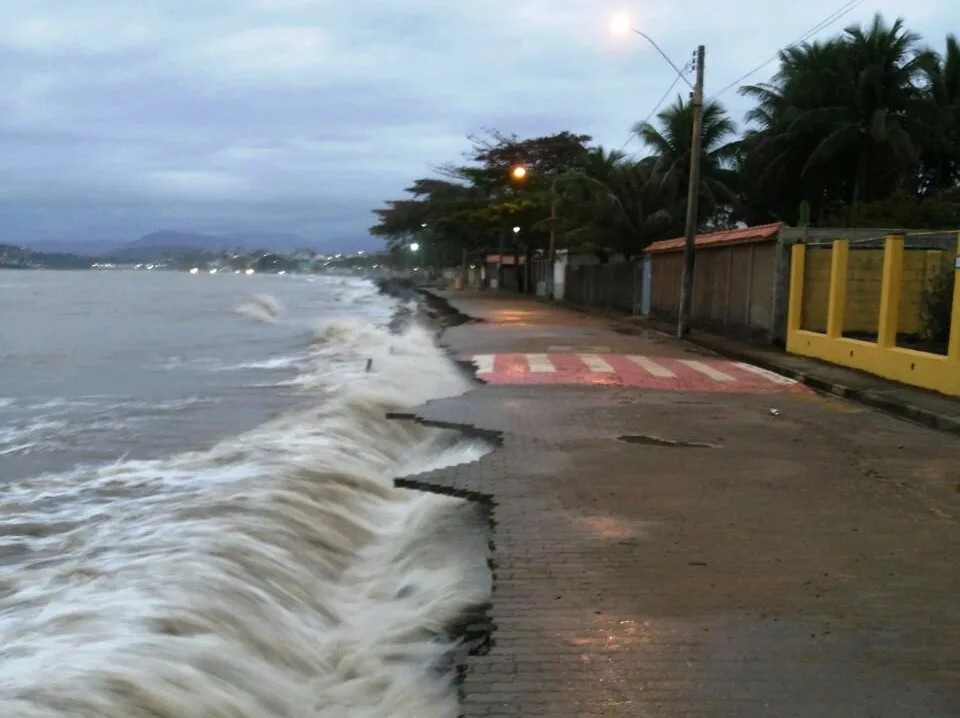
[632,96,740,234]
[917,35,960,193]
[372,14,960,281]
[559,147,671,258]
[737,14,946,224]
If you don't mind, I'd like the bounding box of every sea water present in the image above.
[0,270,490,717]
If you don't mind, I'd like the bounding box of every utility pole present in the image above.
[677,44,705,337]
[496,221,506,289]
[547,191,557,299]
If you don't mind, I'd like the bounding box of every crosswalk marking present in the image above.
[525,353,556,373]
[734,362,798,385]
[460,353,811,394]
[628,355,675,378]
[472,354,495,373]
[679,359,734,381]
[577,353,614,372]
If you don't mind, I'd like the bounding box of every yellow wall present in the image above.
[787,235,960,397]
[801,247,951,335]
[800,248,831,332]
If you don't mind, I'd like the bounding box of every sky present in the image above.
[0,0,952,251]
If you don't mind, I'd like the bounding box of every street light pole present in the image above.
[677,44,705,338]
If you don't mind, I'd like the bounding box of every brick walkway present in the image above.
[400,293,960,718]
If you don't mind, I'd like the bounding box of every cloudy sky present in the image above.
[0,0,951,251]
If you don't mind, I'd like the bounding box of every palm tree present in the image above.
[810,14,926,205]
[917,35,960,193]
[738,39,853,223]
[632,96,739,232]
[559,151,672,258]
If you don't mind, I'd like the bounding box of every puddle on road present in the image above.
[618,434,718,448]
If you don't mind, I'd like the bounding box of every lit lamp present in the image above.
[610,13,631,35]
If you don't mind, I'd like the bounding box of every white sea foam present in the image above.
[157,355,306,372]
[0,283,490,717]
[236,294,283,323]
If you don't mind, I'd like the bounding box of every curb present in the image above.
[628,316,960,438]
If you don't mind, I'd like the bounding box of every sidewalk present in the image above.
[400,291,960,718]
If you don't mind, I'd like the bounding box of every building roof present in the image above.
[645,222,784,254]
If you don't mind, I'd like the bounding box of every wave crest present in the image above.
[236,294,283,323]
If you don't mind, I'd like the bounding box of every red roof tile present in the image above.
[645,222,784,254]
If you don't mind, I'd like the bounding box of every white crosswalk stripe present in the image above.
[577,353,614,372]
[734,362,798,385]
[628,355,675,378]
[472,354,495,373]
[525,353,556,372]
[679,359,734,381]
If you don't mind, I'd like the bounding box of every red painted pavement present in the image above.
[464,353,812,394]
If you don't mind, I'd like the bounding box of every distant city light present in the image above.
[245,268,255,275]
[189,267,199,274]
[409,242,420,252]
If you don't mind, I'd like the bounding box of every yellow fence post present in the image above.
[826,239,849,338]
[787,243,806,338]
[877,234,905,348]
[948,231,960,362]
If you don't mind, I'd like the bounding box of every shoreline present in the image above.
[374,277,497,698]
[375,277,476,336]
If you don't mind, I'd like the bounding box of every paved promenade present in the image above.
[401,292,960,718]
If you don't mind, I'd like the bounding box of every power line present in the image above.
[711,0,867,98]
[629,29,695,90]
[620,61,692,151]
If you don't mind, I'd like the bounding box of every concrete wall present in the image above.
[565,261,642,313]
[649,240,780,341]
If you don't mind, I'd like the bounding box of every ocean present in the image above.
[0,270,491,717]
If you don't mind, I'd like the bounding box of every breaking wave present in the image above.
[236,294,283,323]
[0,283,490,717]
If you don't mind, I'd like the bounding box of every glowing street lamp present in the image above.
[512,226,520,234]
[409,242,420,252]
[609,12,631,36]
[611,12,703,337]
[510,165,527,181]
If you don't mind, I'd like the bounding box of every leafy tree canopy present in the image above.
[371,14,960,261]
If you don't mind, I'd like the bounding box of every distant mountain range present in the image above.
[25,230,316,260]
